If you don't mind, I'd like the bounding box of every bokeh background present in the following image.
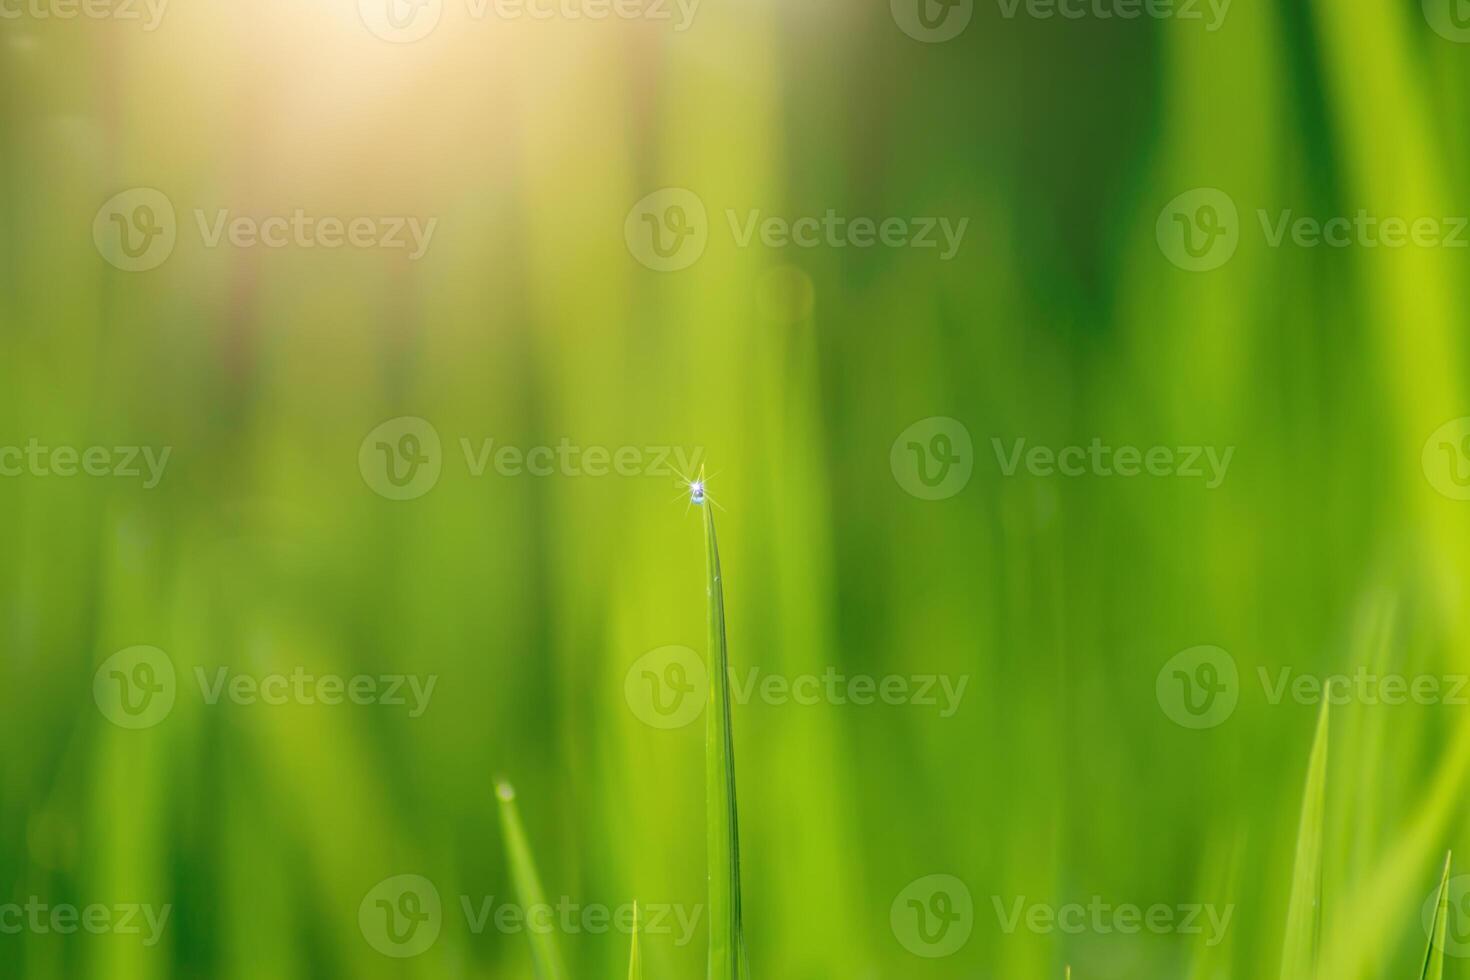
[6,0,1470,976]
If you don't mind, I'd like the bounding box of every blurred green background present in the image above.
[5,0,1470,976]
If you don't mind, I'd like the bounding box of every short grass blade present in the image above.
[628,899,642,980]
[1419,852,1452,980]
[1279,702,1329,980]
[496,780,568,980]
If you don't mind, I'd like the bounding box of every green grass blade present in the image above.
[1279,702,1330,980]
[496,780,568,980]
[1420,852,1452,980]
[628,899,642,980]
[703,499,748,980]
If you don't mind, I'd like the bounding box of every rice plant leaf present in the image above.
[1419,852,1452,980]
[1279,702,1329,980]
[703,496,749,980]
[628,899,642,980]
[496,780,568,980]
